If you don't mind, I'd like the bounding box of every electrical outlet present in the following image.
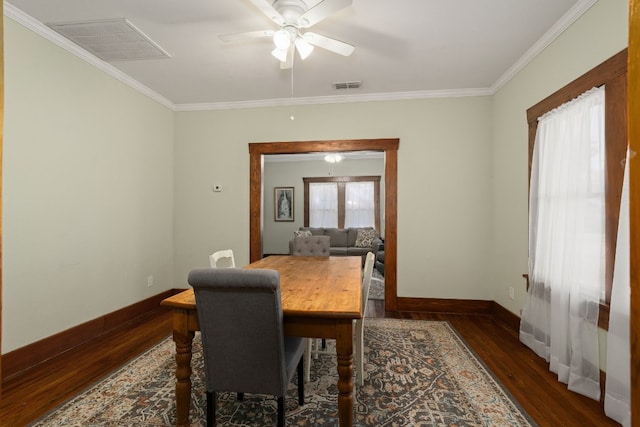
[147,275,154,287]
[508,286,515,300]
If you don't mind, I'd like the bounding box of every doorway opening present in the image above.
[249,138,399,310]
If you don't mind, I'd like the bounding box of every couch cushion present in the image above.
[293,229,312,238]
[348,227,375,246]
[355,228,377,248]
[347,228,359,246]
[330,247,349,256]
[325,228,348,247]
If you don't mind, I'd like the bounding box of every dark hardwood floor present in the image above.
[0,301,619,426]
[0,308,175,426]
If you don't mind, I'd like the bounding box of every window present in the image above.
[344,181,375,228]
[526,49,627,329]
[309,182,338,227]
[303,176,381,230]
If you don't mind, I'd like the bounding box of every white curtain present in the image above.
[519,86,605,400]
[309,182,338,227]
[344,181,375,228]
[604,150,631,426]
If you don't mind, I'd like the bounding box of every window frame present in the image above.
[303,175,381,231]
[526,49,628,330]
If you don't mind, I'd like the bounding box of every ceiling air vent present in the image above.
[332,81,362,90]
[47,18,172,62]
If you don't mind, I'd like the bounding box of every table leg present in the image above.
[173,329,195,427]
[335,320,354,427]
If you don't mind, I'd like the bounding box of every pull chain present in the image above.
[290,54,295,120]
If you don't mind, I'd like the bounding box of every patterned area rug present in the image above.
[31,319,536,426]
[369,268,384,300]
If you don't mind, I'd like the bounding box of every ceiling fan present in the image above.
[218,0,355,69]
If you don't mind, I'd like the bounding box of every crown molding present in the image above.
[173,87,494,112]
[490,0,598,93]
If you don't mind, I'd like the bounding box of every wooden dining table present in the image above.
[161,255,363,426]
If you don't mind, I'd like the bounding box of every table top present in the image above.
[162,256,363,319]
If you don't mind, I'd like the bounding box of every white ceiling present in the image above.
[6,0,592,110]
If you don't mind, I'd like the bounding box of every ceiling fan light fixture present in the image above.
[294,37,314,60]
[324,153,343,163]
[273,28,291,50]
[271,47,289,62]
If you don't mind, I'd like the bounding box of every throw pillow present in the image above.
[294,229,312,238]
[354,229,376,248]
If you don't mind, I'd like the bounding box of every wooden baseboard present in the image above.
[394,298,522,336]
[490,301,521,335]
[2,289,183,381]
[396,297,494,314]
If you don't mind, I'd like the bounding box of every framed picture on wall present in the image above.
[274,187,294,222]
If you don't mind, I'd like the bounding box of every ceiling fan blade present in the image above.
[218,30,274,43]
[297,0,352,28]
[303,32,355,56]
[280,45,294,69]
[248,0,285,26]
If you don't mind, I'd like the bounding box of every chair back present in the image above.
[291,235,330,257]
[188,268,289,396]
[209,249,236,268]
[362,252,376,308]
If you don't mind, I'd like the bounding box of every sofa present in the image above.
[289,227,383,264]
[375,241,385,275]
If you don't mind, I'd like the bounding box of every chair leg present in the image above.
[277,396,284,427]
[206,391,215,426]
[297,357,305,406]
[305,340,312,382]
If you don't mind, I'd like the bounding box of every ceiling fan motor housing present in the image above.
[273,0,309,26]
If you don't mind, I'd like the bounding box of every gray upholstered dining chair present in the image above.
[305,251,375,385]
[188,268,306,427]
[209,249,236,268]
[291,235,330,257]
